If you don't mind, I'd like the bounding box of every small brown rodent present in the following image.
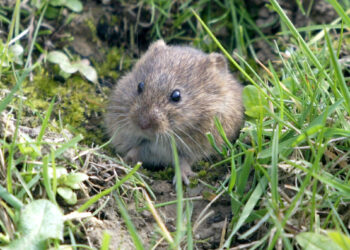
[106,40,244,184]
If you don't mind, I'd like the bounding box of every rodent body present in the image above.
[106,40,244,184]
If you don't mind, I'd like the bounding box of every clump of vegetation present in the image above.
[0,0,350,249]
[12,67,107,146]
[95,47,133,81]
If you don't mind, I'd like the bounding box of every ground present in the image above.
[74,1,341,248]
[0,0,348,249]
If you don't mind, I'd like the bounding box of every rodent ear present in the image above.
[208,53,228,72]
[148,40,167,51]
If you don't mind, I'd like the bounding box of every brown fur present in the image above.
[105,40,244,184]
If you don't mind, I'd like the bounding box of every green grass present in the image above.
[1,0,350,249]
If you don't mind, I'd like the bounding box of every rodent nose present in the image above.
[139,116,152,130]
[138,113,159,130]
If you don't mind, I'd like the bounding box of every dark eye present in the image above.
[170,89,181,102]
[137,82,145,94]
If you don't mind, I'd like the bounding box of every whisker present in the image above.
[169,129,194,157]
[175,127,210,160]
[106,106,130,112]
[108,120,131,135]
[106,113,129,119]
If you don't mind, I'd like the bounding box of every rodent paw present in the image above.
[172,162,196,186]
[124,147,139,165]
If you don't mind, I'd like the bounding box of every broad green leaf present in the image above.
[49,0,66,7]
[45,5,60,19]
[296,232,342,250]
[60,61,79,74]
[9,44,23,64]
[57,187,77,205]
[9,44,23,57]
[64,0,83,12]
[243,85,267,118]
[4,235,45,250]
[59,69,72,79]
[19,200,63,239]
[48,167,68,179]
[78,63,98,83]
[327,231,350,250]
[47,51,69,64]
[47,51,97,79]
[64,173,89,189]
[4,200,63,250]
[47,51,78,74]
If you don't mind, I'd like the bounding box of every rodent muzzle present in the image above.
[134,109,162,132]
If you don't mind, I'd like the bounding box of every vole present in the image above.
[105,40,244,185]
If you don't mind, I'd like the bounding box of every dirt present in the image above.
[84,177,235,249]
[84,209,135,248]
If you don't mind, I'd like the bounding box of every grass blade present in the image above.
[0,184,23,209]
[171,135,184,247]
[270,125,279,206]
[236,149,253,196]
[37,97,56,143]
[114,194,144,250]
[269,0,340,104]
[186,200,193,250]
[54,134,83,158]
[0,69,29,113]
[142,189,175,246]
[324,29,350,113]
[24,2,48,69]
[325,0,350,27]
[100,231,111,250]
[228,151,237,192]
[42,155,56,204]
[222,177,268,248]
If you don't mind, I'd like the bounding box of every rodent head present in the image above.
[107,40,233,145]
